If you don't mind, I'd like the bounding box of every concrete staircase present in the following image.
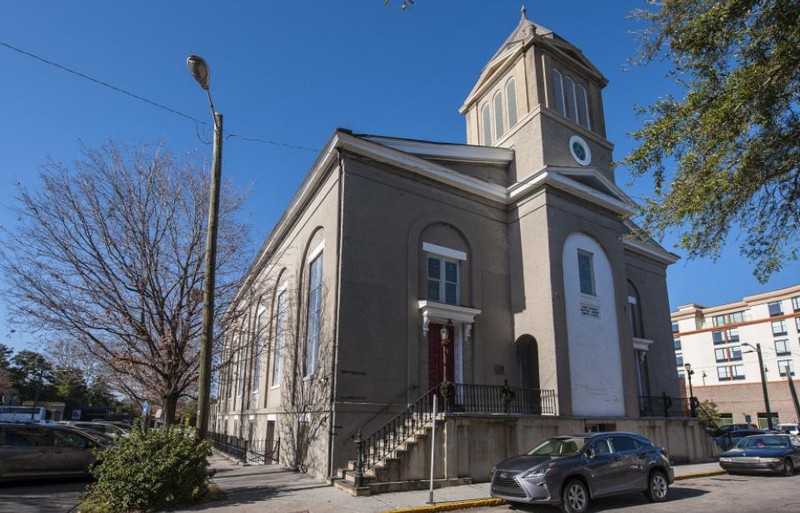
[332,417,471,496]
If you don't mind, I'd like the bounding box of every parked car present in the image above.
[710,423,759,437]
[719,434,800,475]
[714,428,765,451]
[490,432,673,513]
[61,421,129,438]
[777,423,800,435]
[0,422,106,482]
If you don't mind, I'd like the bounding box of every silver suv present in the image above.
[490,432,673,513]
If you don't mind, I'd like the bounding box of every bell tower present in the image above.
[460,8,614,184]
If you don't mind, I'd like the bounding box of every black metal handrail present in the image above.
[638,394,691,418]
[361,387,438,472]
[358,383,557,473]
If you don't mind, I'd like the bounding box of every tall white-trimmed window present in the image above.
[552,67,590,130]
[237,334,246,397]
[768,300,784,316]
[792,296,800,312]
[253,310,266,392]
[305,252,323,378]
[577,250,596,296]
[481,103,493,144]
[423,242,465,306]
[493,91,505,140]
[779,359,795,377]
[272,288,287,387]
[505,78,518,127]
[772,319,788,336]
[775,339,791,356]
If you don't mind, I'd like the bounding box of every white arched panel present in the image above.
[562,233,624,416]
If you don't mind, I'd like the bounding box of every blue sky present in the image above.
[1,1,798,353]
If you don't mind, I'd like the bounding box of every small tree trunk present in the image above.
[162,393,178,428]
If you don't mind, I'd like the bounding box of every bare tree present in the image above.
[0,141,251,425]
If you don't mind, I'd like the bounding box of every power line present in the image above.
[0,40,320,155]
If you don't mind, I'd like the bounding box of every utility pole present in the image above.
[745,342,773,430]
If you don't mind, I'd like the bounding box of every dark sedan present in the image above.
[490,432,673,513]
[719,434,800,476]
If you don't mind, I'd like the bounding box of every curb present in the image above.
[382,498,506,513]
[674,469,726,480]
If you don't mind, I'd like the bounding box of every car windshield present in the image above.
[736,436,789,449]
[526,437,587,457]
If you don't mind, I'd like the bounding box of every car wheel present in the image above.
[561,479,589,513]
[782,458,794,477]
[644,469,669,502]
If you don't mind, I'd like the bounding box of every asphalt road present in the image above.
[467,473,800,513]
[0,478,89,513]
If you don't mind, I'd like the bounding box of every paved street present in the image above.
[0,478,88,513]
[468,473,800,513]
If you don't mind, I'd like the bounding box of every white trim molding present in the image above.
[418,300,481,334]
[422,242,467,261]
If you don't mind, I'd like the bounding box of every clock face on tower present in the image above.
[569,135,592,166]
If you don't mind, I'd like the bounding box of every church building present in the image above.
[212,10,707,490]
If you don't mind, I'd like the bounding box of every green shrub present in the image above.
[82,419,212,512]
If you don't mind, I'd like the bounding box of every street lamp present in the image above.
[440,323,450,385]
[743,342,773,430]
[187,54,223,439]
[684,363,696,417]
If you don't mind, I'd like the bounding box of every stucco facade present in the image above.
[211,11,683,482]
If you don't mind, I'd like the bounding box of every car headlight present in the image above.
[520,466,550,479]
[719,457,731,463]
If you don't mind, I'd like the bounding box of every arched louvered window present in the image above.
[575,84,590,130]
[493,91,505,139]
[552,68,565,116]
[552,67,591,130]
[563,75,577,124]
[481,102,493,144]
[505,78,518,128]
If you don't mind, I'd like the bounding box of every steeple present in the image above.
[459,10,613,183]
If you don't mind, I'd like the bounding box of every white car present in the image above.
[777,423,800,435]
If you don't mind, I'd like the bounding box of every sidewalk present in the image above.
[178,453,725,513]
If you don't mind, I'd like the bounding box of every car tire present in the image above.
[782,458,794,477]
[644,469,669,502]
[561,479,589,513]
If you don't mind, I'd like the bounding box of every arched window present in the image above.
[493,91,505,139]
[481,103,493,144]
[505,78,518,128]
[271,285,287,387]
[552,68,565,116]
[575,84,590,129]
[304,251,323,378]
[552,67,591,130]
[627,280,644,338]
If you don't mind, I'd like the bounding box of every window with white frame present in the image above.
[551,67,590,130]
[715,348,728,362]
[253,310,266,393]
[792,296,800,312]
[674,338,681,350]
[730,345,743,361]
[775,339,791,357]
[712,330,724,344]
[237,335,246,396]
[712,314,727,327]
[732,364,746,380]
[577,250,595,296]
[730,311,745,323]
[768,301,784,317]
[717,366,731,381]
[778,359,795,377]
[675,352,683,366]
[304,252,323,378]
[427,256,460,305]
[481,103,493,145]
[796,317,800,331]
[505,78,518,127]
[272,288,287,387]
[672,322,679,333]
[726,327,740,342]
[772,319,788,336]
[493,90,505,140]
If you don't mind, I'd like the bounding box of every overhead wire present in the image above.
[0,40,320,154]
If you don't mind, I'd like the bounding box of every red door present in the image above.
[428,323,455,391]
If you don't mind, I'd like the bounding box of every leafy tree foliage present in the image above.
[1,141,251,424]
[625,0,800,281]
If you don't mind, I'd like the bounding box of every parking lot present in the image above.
[0,478,88,513]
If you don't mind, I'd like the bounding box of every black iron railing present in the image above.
[207,431,280,464]
[358,384,557,473]
[638,395,691,417]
